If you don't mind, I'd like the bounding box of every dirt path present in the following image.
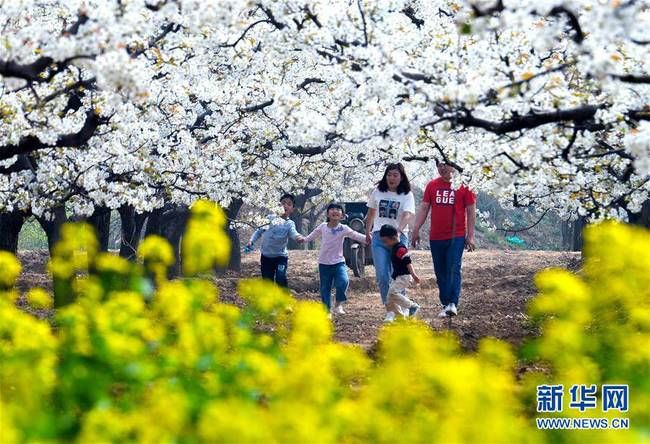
[16,249,580,351]
[216,249,580,351]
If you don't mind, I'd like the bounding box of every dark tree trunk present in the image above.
[139,204,189,276]
[36,207,67,254]
[0,211,28,253]
[88,206,111,252]
[561,216,587,252]
[306,205,327,250]
[159,205,189,278]
[224,198,244,272]
[561,220,573,251]
[572,216,586,252]
[118,205,147,259]
[629,200,650,228]
[144,206,164,237]
[288,188,322,250]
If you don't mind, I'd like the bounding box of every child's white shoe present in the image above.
[383,311,396,322]
[334,303,346,315]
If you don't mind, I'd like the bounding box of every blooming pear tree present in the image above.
[2,0,650,259]
[227,0,650,222]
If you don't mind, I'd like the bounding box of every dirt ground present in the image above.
[16,249,580,351]
[230,250,580,351]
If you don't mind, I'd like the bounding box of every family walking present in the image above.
[246,161,477,321]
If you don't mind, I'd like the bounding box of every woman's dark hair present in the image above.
[376,162,411,194]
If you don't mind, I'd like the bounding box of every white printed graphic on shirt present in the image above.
[435,189,455,205]
[378,199,401,219]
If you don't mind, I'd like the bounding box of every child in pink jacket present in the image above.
[299,204,367,315]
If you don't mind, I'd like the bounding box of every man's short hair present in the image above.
[435,158,463,172]
[280,193,295,204]
[379,224,398,238]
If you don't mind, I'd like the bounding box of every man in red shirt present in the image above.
[412,161,476,317]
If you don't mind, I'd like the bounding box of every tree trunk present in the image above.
[288,188,321,250]
[118,205,147,259]
[561,220,573,251]
[144,207,164,237]
[306,205,327,250]
[36,207,67,254]
[159,205,189,278]
[88,206,111,252]
[629,200,650,228]
[572,216,586,252]
[224,198,244,272]
[0,211,28,253]
[139,204,189,276]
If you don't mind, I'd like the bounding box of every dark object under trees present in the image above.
[35,207,67,254]
[288,188,322,250]
[224,198,244,273]
[629,200,650,228]
[119,206,148,260]
[87,206,111,252]
[561,216,586,252]
[0,211,28,253]
[144,204,189,277]
[342,202,373,277]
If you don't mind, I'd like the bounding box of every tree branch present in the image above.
[298,77,326,90]
[0,111,107,161]
[402,6,425,28]
[258,5,287,30]
[497,209,549,233]
[548,6,584,43]
[561,127,578,162]
[0,57,54,82]
[612,74,650,84]
[42,77,96,104]
[220,19,271,48]
[127,22,181,57]
[450,105,602,134]
[286,145,329,156]
[357,0,369,46]
[471,0,504,17]
[240,99,274,113]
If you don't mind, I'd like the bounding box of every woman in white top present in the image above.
[365,163,416,318]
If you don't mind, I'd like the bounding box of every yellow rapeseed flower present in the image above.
[138,235,174,267]
[182,200,231,275]
[94,253,131,274]
[190,199,227,227]
[26,287,52,309]
[1,211,647,443]
[52,223,99,269]
[0,251,21,289]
